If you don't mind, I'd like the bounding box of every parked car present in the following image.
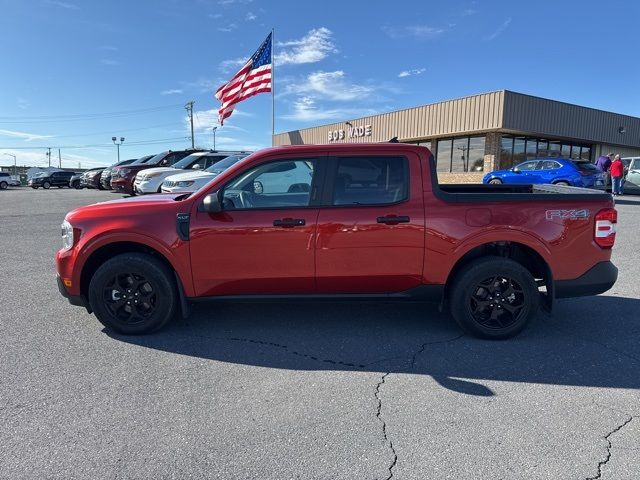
[0,172,18,189]
[101,158,137,189]
[80,167,106,189]
[111,150,205,195]
[69,173,83,189]
[109,155,153,190]
[134,151,249,194]
[57,143,617,340]
[622,157,640,194]
[161,154,250,194]
[29,170,76,189]
[483,158,604,188]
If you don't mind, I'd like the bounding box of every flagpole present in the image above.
[271,27,275,145]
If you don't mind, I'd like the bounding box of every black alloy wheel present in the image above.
[449,256,539,339]
[89,253,177,334]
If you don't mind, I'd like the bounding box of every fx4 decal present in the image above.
[545,209,590,220]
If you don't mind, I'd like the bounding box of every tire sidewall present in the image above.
[43,181,51,189]
[88,253,177,334]
[450,257,539,339]
[488,178,502,184]
[0,181,7,190]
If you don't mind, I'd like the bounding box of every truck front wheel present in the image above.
[449,256,539,339]
[88,253,177,334]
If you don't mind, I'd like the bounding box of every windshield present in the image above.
[33,172,49,178]
[205,154,247,173]
[172,153,207,170]
[131,154,160,165]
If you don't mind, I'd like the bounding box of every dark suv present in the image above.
[111,150,205,195]
[29,171,76,189]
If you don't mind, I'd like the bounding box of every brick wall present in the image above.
[437,172,485,184]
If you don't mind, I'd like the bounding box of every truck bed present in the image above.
[435,183,611,202]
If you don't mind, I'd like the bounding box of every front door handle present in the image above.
[377,215,410,225]
[273,218,306,228]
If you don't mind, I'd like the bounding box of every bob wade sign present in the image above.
[328,124,372,142]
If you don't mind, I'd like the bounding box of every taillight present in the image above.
[594,208,617,248]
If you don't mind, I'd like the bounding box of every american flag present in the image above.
[215,33,272,125]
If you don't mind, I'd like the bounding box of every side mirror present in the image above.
[512,168,521,173]
[201,191,223,213]
[192,164,201,169]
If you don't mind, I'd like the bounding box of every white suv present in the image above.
[134,151,248,194]
[161,154,249,193]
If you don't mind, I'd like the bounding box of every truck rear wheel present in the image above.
[88,253,177,334]
[449,256,539,339]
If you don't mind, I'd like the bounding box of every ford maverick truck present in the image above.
[56,144,618,339]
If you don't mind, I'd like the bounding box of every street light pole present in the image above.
[4,153,17,175]
[212,126,217,151]
[112,136,125,163]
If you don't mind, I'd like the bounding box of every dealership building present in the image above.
[273,90,640,183]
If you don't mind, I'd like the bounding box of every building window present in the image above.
[436,139,452,173]
[436,135,485,173]
[500,135,593,169]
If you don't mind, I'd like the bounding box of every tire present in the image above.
[43,181,51,189]
[32,186,39,189]
[88,253,177,334]
[488,178,502,184]
[449,256,539,339]
[554,181,569,186]
[0,181,7,190]
[57,185,63,189]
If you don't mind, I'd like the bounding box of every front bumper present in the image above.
[133,178,159,194]
[111,178,134,194]
[554,261,618,299]
[56,274,92,313]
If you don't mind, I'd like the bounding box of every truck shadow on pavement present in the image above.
[107,295,640,397]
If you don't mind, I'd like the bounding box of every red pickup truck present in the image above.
[56,144,618,339]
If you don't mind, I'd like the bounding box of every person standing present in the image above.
[596,153,613,188]
[610,154,624,195]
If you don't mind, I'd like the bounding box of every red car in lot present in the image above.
[110,150,204,195]
[56,143,617,339]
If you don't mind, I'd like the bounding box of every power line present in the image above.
[0,104,184,124]
[50,122,180,139]
[0,136,189,150]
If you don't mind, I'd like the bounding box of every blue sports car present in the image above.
[483,158,604,188]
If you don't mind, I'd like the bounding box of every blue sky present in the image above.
[1,0,639,168]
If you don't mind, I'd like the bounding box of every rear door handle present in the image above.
[377,215,410,225]
[273,218,306,228]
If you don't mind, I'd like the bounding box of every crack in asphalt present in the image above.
[586,416,633,480]
[228,337,368,369]
[375,372,397,480]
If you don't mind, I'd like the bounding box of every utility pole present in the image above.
[47,147,52,167]
[58,149,61,168]
[185,101,195,149]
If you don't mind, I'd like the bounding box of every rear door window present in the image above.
[331,156,408,206]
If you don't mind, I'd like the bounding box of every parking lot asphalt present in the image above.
[1,187,639,480]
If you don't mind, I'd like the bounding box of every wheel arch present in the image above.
[78,239,191,317]
[444,240,554,311]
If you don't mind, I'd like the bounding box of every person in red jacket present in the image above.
[610,154,624,195]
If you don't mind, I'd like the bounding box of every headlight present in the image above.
[61,220,74,250]
[144,172,163,179]
[119,168,130,177]
[176,181,194,187]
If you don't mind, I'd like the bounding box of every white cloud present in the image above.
[282,71,373,102]
[100,59,119,66]
[219,57,247,72]
[17,98,30,109]
[218,23,238,32]
[209,13,223,19]
[0,148,107,168]
[161,88,183,95]
[281,97,378,122]
[0,129,52,142]
[382,25,444,39]
[246,11,256,20]
[275,27,337,66]
[44,0,79,10]
[485,18,512,40]
[398,68,426,78]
